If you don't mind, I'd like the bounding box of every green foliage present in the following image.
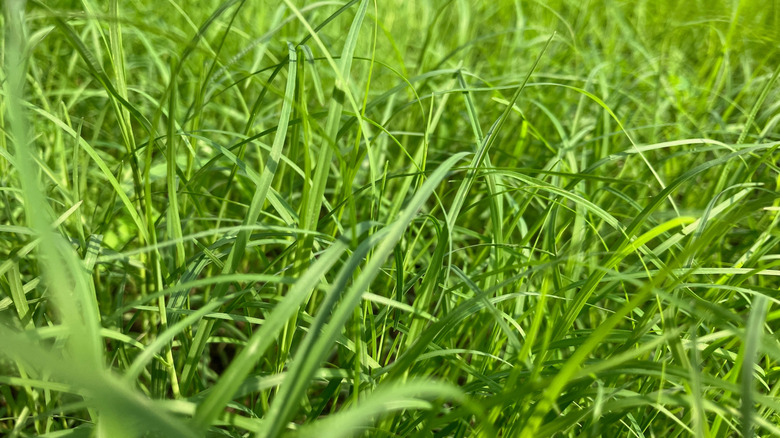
[1,0,779,436]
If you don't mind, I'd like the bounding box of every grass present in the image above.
[1,0,780,436]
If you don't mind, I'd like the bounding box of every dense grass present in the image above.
[2,0,780,436]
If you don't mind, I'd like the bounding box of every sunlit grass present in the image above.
[1,0,779,436]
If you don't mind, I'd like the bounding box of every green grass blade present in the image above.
[741,295,769,437]
[261,152,469,438]
[179,42,299,393]
[192,235,350,431]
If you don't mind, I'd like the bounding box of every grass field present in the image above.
[2,0,780,436]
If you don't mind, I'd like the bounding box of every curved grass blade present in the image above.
[180,42,298,393]
[260,152,469,438]
[191,233,350,431]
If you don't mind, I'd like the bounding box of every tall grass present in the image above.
[1,0,779,436]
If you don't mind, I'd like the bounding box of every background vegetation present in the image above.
[2,0,780,436]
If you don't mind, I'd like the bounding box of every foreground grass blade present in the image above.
[0,327,196,437]
[180,41,299,393]
[261,152,469,438]
[192,235,349,431]
[293,380,485,438]
[741,295,769,437]
[4,0,102,374]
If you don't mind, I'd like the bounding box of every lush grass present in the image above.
[2,0,780,436]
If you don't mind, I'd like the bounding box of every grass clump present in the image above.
[1,0,780,436]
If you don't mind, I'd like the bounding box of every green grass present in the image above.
[2,0,780,436]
